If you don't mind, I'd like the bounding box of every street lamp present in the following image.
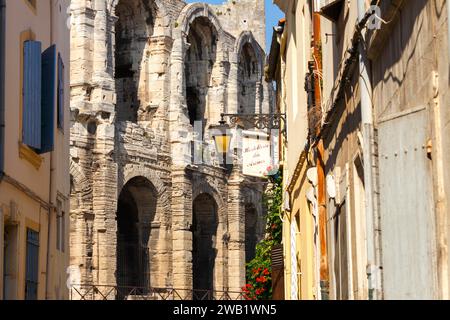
[212,112,286,171]
[211,116,233,169]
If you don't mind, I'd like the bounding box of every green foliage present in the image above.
[242,174,283,300]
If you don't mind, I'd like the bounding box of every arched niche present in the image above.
[184,16,219,128]
[192,193,219,296]
[116,176,158,298]
[114,0,163,123]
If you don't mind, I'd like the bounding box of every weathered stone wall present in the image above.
[70,0,270,297]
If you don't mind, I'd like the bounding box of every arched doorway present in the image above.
[116,176,157,298]
[238,42,259,128]
[192,193,218,295]
[245,204,258,263]
[184,16,218,127]
[115,0,157,122]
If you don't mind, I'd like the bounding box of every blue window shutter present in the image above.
[22,40,42,150]
[57,53,64,130]
[39,45,56,154]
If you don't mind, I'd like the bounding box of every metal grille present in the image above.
[116,238,150,298]
[70,284,245,301]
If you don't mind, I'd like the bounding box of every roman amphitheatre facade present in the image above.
[69,0,272,298]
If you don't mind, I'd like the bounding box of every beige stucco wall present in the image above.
[0,0,70,300]
[274,0,317,300]
[283,159,317,300]
[283,0,311,185]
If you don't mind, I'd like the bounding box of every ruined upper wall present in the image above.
[209,0,266,52]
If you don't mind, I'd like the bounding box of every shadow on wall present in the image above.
[116,176,158,297]
[192,193,219,294]
[371,0,428,97]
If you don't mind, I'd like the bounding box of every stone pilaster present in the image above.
[227,170,246,295]
[171,169,193,292]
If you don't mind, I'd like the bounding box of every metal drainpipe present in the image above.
[0,0,6,181]
[357,0,381,300]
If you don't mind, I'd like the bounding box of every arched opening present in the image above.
[184,17,218,128]
[238,42,259,121]
[116,176,157,298]
[192,193,218,296]
[115,0,156,122]
[245,204,258,263]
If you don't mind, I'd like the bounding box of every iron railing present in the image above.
[69,284,246,301]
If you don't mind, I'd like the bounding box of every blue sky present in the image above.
[186,0,284,52]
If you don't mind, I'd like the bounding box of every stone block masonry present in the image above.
[70,0,272,298]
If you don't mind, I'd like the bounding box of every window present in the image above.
[57,54,64,130]
[22,41,56,154]
[56,200,65,252]
[25,228,39,300]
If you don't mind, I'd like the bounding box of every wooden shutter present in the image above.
[57,53,64,130]
[22,40,42,149]
[271,244,285,300]
[39,45,56,154]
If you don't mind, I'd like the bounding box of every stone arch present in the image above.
[192,180,226,213]
[122,165,166,196]
[235,32,265,119]
[122,164,170,224]
[116,176,159,297]
[184,15,219,128]
[235,31,264,79]
[178,3,225,43]
[113,0,169,123]
[109,0,169,30]
[191,178,228,294]
[192,193,219,294]
[170,4,232,167]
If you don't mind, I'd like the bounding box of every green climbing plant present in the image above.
[242,173,283,300]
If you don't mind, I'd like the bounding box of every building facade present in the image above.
[268,0,319,300]
[69,0,271,298]
[0,0,71,300]
[320,0,450,300]
[270,0,450,300]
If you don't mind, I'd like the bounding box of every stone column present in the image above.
[227,52,239,115]
[169,29,192,167]
[92,123,117,289]
[227,170,246,296]
[171,169,193,296]
[261,79,272,114]
[69,0,97,292]
[88,1,118,291]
